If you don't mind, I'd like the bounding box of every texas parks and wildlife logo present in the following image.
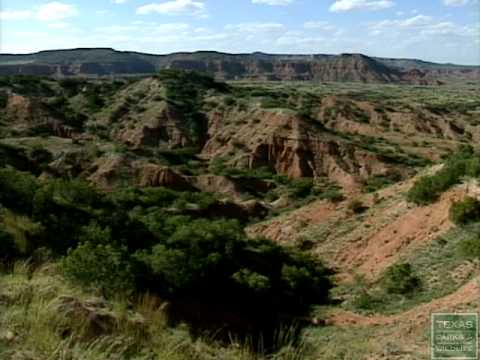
[432,313,478,360]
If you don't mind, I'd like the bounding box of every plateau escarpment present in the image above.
[0,48,478,84]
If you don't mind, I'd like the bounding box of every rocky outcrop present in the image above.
[87,155,192,190]
[190,175,273,199]
[4,94,74,137]
[117,106,192,149]
[202,109,397,192]
[138,164,192,190]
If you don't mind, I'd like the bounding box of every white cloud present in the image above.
[330,0,395,12]
[136,0,206,17]
[47,21,70,29]
[251,0,293,5]
[0,10,33,20]
[303,21,335,31]
[225,23,285,33]
[36,2,78,21]
[0,2,78,22]
[443,0,469,6]
[369,14,477,41]
[369,15,435,33]
[113,0,128,3]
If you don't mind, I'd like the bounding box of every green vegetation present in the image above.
[156,69,228,142]
[407,147,480,205]
[63,242,135,296]
[449,197,480,225]
[0,165,333,350]
[1,73,480,358]
[0,75,54,96]
[341,221,480,316]
[1,261,319,360]
[458,234,480,259]
[0,91,8,109]
[324,100,370,123]
[362,173,402,193]
[381,263,421,295]
[347,199,367,214]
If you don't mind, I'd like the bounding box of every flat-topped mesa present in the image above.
[0,48,477,84]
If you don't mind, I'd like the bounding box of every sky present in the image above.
[0,0,479,65]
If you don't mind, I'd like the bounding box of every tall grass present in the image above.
[0,262,315,360]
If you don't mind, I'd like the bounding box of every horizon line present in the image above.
[0,47,478,67]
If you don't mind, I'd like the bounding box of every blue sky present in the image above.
[0,0,478,64]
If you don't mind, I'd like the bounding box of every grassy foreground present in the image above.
[0,261,324,360]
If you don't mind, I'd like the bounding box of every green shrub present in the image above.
[156,69,227,143]
[319,188,345,203]
[449,197,480,225]
[0,227,17,259]
[63,242,135,296]
[362,173,401,193]
[32,179,103,253]
[0,167,39,213]
[407,149,480,205]
[382,263,420,295]
[459,234,480,259]
[223,96,236,106]
[136,219,332,314]
[78,222,112,245]
[352,291,382,311]
[288,178,314,198]
[406,176,438,205]
[136,218,245,295]
[0,91,8,109]
[348,199,367,214]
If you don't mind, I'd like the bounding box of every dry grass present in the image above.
[0,261,313,360]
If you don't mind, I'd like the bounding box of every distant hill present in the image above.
[0,48,478,84]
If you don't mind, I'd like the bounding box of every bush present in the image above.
[0,91,8,109]
[382,263,420,295]
[288,178,314,198]
[459,234,480,259]
[348,199,367,214]
[0,227,17,260]
[362,173,401,193]
[156,69,227,143]
[319,188,345,203]
[136,218,245,295]
[406,176,438,205]
[136,219,333,314]
[223,96,236,106]
[449,197,480,225]
[352,291,383,311]
[407,149,480,205]
[62,242,135,296]
[32,179,103,253]
[0,167,39,213]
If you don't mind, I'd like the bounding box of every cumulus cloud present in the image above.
[0,2,78,22]
[36,2,78,21]
[369,14,476,40]
[136,0,206,17]
[330,0,395,12]
[251,0,294,5]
